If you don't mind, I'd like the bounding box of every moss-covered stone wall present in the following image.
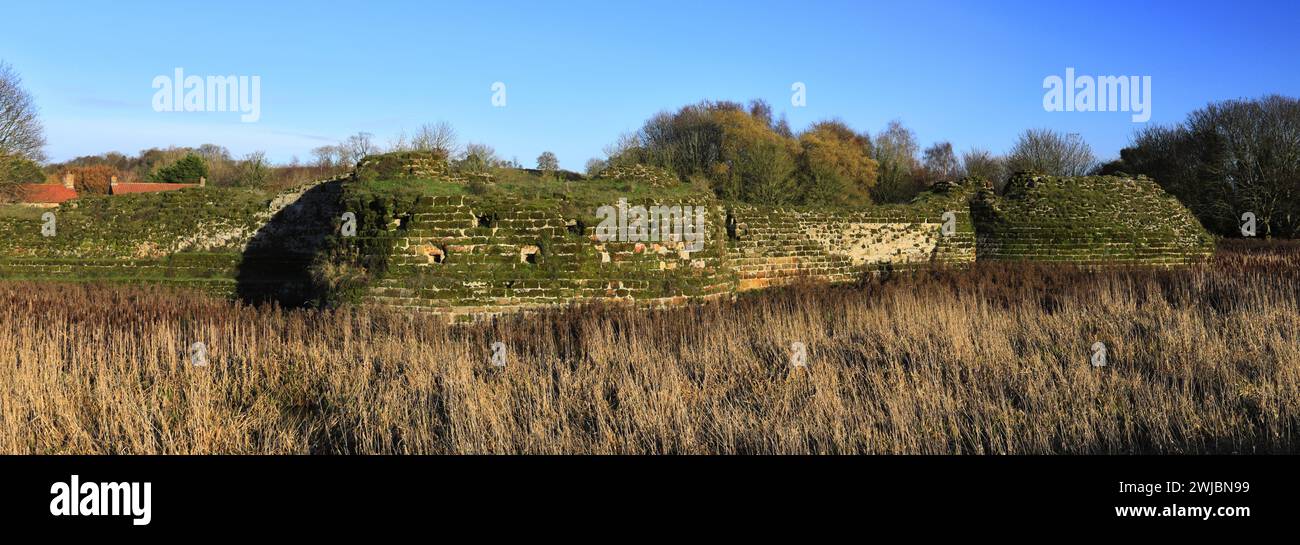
[973,173,1215,264]
[353,195,732,320]
[0,163,1216,318]
[0,176,345,300]
[727,182,978,290]
[0,187,268,296]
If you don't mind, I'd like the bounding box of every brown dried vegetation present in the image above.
[1,242,1297,454]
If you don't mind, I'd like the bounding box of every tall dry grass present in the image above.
[1,243,1298,454]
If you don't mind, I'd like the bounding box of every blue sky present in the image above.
[3,0,1297,169]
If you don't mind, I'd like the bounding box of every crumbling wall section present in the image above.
[359,195,731,320]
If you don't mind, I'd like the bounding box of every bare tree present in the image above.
[0,61,46,161]
[870,119,921,202]
[457,142,500,173]
[536,151,559,173]
[196,143,232,162]
[388,130,411,152]
[1006,129,1096,176]
[236,151,270,187]
[874,120,919,173]
[412,121,458,157]
[603,131,643,167]
[1189,96,1300,237]
[922,141,961,181]
[961,147,1006,187]
[311,145,339,170]
[1110,95,1300,237]
[584,158,607,177]
[339,132,376,166]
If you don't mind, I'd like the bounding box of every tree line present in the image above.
[1100,95,1300,238]
[594,99,1102,207]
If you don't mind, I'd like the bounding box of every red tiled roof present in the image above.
[19,184,78,204]
[111,183,198,194]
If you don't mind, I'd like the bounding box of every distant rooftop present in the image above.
[19,184,78,204]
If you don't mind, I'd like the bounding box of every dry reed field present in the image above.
[1,242,1298,454]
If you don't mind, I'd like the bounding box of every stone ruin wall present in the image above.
[363,196,733,320]
[972,174,1215,264]
[359,195,978,321]
[726,205,975,291]
[0,162,1215,319]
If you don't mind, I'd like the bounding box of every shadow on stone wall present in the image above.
[236,179,345,307]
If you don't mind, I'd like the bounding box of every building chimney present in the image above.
[62,173,75,190]
[110,176,119,195]
[199,176,206,187]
